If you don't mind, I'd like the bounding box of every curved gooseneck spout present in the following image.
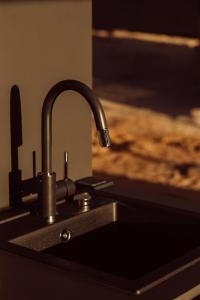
[39,80,111,223]
[42,80,110,174]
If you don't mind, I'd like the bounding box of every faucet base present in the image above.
[38,172,57,223]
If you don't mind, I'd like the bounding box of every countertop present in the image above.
[1,189,200,299]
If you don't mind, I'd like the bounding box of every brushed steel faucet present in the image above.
[38,80,111,223]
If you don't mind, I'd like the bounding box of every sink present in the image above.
[43,211,200,280]
[8,193,200,295]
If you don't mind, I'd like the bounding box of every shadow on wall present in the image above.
[9,86,37,208]
[93,0,200,37]
[93,35,200,116]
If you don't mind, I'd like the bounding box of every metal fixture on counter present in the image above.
[73,192,92,212]
[60,229,71,243]
[38,80,111,224]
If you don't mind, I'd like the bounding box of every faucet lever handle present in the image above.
[64,151,68,179]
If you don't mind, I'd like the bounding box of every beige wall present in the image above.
[0,0,92,209]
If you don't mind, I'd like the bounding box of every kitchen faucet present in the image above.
[38,80,111,224]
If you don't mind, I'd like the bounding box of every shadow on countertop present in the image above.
[94,171,200,214]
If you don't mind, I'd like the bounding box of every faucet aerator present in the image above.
[98,129,111,148]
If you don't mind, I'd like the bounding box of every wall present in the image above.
[93,0,200,37]
[0,0,92,209]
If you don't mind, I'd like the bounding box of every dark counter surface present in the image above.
[1,190,200,299]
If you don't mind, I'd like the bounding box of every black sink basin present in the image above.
[8,194,200,295]
[43,220,200,281]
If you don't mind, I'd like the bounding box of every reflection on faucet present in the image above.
[38,80,111,223]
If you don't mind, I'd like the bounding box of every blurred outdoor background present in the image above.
[92,0,200,209]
